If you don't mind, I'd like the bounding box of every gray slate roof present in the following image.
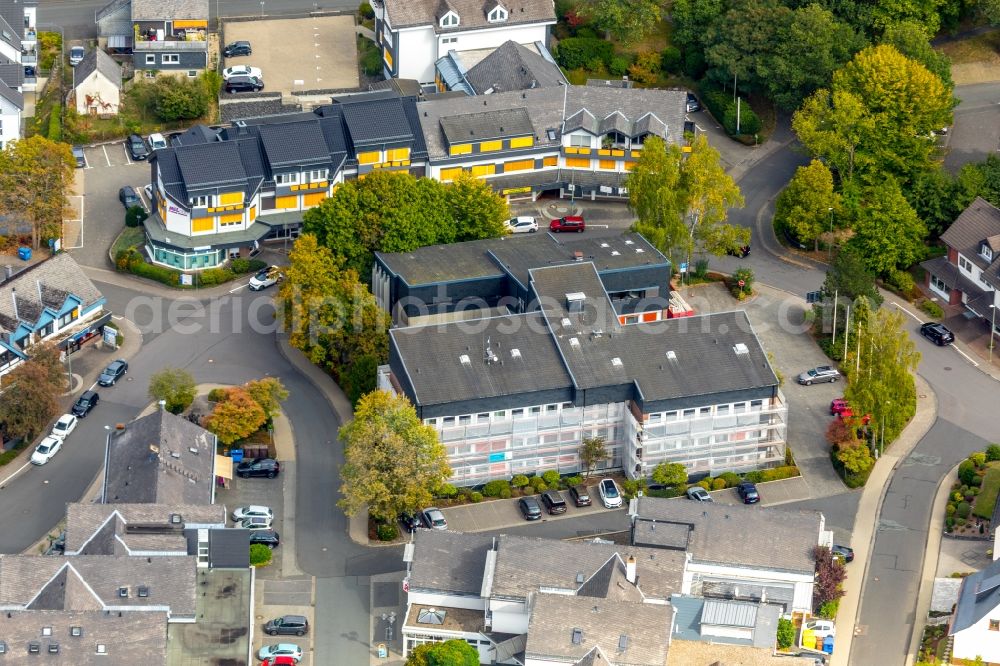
[1,609,168,665]
[65,503,225,555]
[258,119,330,168]
[408,530,494,595]
[464,40,565,94]
[0,12,21,52]
[131,0,209,20]
[0,75,23,110]
[632,497,824,575]
[524,594,671,665]
[101,410,217,505]
[440,107,533,144]
[383,0,554,31]
[74,48,122,89]
[940,197,1000,291]
[952,555,1000,633]
[0,253,103,335]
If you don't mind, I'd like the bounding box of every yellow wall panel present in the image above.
[504,159,534,172]
[449,143,472,156]
[565,157,590,168]
[173,20,207,28]
[440,167,463,181]
[383,48,393,69]
[543,156,558,167]
[509,136,533,148]
[219,213,242,224]
[471,164,495,177]
[387,148,410,161]
[599,159,616,170]
[479,140,502,152]
[303,192,326,207]
[275,195,298,208]
[249,206,257,221]
[358,151,380,164]
[219,191,242,205]
[192,217,213,233]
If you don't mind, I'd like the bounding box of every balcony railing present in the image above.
[24,29,36,42]
[21,51,37,65]
[134,39,206,50]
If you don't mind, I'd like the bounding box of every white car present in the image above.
[598,478,622,508]
[50,414,78,440]
[258,644,303,662]
[248,266,283,291]
[31,436,63,465]
[803,619,836,639]
[144,184,154,201]
[223,65,263,81]
[506,216,538,234]
[69,46,85,66]
[232,505,273,522]
[147,133,167,151]
[238,515,273,531]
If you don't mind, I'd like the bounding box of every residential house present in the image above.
[101,408,220,506]
[950,554,1000,663]
[73,48,122,116]
[922,197,1000,337]
[371,0,556,84]
[630,497,832,615]
[0,254,109,380]
[434,39,565,96]
[372,232,672,326]
[380,260,787,486]
[96,0,209,79]
[0,0,36,147]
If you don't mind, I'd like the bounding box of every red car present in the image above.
[830,398,851,416]
[262,657,297,666]
[549,215,585,232]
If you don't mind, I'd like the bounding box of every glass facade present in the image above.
[151,245,225,270]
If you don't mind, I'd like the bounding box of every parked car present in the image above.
[223,64,263,80]
[250,530,281,549]
[232,505,273,522]
[50,414,78,440]
[238,515,273,531]
[262,658,296,666]
[126,134,149,161]
[69,46,85,66]
[506,216,538,234]
[686,486,713,502]
[797,365,840,385]
[223,40,252,57]
[71,390,100,417]
[518,496,543,520]
[920,322,955,346]
[686,92,701,113]
[803,619,836,639]
[31,435,62,465]
[258,644,302,662]
[249,266,284,291]
[737,481,760,504]
[569,484,592,507]
[421,507,447,530]
[235,457,280,478]
[264,615,309,637]
[598,478,622,508]
[225,75,263,93]
[832,544,854,563]
[399,512,422,533]
[97,359,128,386]
[119,186,140,209]
[540,490,567,515]
[549,215,586,233]
[830,398,851,416]
[147,132,168,151]
[71,145,86,168]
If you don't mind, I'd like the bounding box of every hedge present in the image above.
[703,90,762,137]
[47,104,62,142]
[554,37,613,70]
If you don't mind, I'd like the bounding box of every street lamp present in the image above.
[990,304,997,364]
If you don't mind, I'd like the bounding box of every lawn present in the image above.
[974,464,1000,520]
[110,225,145,260]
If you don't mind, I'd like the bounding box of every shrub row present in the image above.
[116,248,264,288]
[554,37,614,70]
[702,90,762,137]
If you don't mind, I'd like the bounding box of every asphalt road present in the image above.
[943,82,1000,174]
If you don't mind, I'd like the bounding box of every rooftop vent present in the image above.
[169,513,182,524]
[635,248,644,253]
[41,627,52,637]
[611,357,623,368]
[459,354,471,366]
[188,447,198,455]
[600,242,609,248]
[572,628,583,645]
[561,317,572,327]
[618,635,629,651]
[48,644,59,655]
[666,350,676,360]
[28,642,40,654]
[573,251,584,262]
[138,586,149,598]
[510,348,521,359]
[118,587,128,598]
[566,292,585,312]
[733,343,749,355]
[417,608,446,625]
[70,627,82,638]
[569,337,580,348]
[624,239,634,245]
[611,250,620,256]
[576,572,585,583]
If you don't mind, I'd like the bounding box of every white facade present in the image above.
[0,94,20,150]
[74,69,121,116]
[953,614,1000,663]
[682,561,815,615]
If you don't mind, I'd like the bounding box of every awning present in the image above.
[173,20,208,29]
[215,454,233,480]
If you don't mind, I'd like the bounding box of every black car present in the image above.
[97,359,128,386]
[249,529,280,549]
[518,496,542,521]
[920,322,955,346]
[225,75,263,93]
[569,484,592,507]
[399,512,422,533]
[236,457,280,478]
[71,390,100,417]
[223,40,252,57]
[126,134,149,161]
[832,544,854,563]
[737,481,760,504]
[263,615,308,637]
[119,186,140,209]
[540,489,567,515]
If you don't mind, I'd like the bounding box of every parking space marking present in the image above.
[122,143,132,165]
[952,344,980,367]
[229,283,249,294]
[101,145,110,167]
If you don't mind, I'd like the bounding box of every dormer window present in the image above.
[488,5,508,22]
[440,11,459,27]
[982,243,994,262]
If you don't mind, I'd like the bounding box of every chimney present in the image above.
[625,555,636,584]
[158,400,166,411]
[10,287,17,319]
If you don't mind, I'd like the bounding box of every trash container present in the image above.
[17,247,31,261]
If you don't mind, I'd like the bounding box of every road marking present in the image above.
[112,315,124,320]
[122,144,132,165]
[893,303,980,366]
[101,145,110,167]
[229,283,249,293]
[952,345,980,367]
[0,461,31,488]
[892,302,922,323]
[88,381,98,391]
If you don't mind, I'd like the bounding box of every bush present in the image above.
[207,388,228,402]
[958,459,977,485]
[956,501,971,519]
[529,476,548,492]
[436,483,457,499]
[627,51,661,85]
[717,472,741,488]
[47,105,62,142]
[711,478,727,490]
[197,267,236,286]
[153,77,209,122]
[885,268,915,294]
[554,37,614,70]
[564,475,583,488]
[622,478,646,500]
[249,543,273,566]
[360,41,382,76]
[470,491,483,503]
[971,452,987,467]
[722,99,762,136]
[511,474,530,488]
[358,1,375,19]
[987,444,1000,462]
[972,475,983,487]
[759,466,800,482]
[920,299,944,318]
[608,55,630,77]
[229,258,250,274]
[818,599,840,619]
[694,258,709,279]
[483,479,511,497]
[499,487,511,499]
[661,46,681,73]
[376,522,399,541]
[542,470,561,486]
[776,617,795,649]
[744,470,764,483]
[946,503,956,516]
[125,205,148,228]
[732,266,755,298]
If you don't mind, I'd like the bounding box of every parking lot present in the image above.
[221,16,358,96]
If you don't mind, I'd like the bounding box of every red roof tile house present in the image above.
[921,197,1000,335]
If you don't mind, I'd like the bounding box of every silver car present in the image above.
[796,365,840,385]
[421,507,447,530]
[257,643,303,662]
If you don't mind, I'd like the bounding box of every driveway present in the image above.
[943,82,1000,174]
[221,16,358,95]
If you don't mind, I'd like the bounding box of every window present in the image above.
[144,70,155,78]
[449,143,472,156]
[479,140,502,152]
[440,11,459,27]
[930,274,950,294]
[441,37,457,44]
[308,169,328,182]
[990,619,1000,631]
[37,322,53,338]
[504,158,534,172]
[488,6,508,22]
[70,627,82,638]
[565,157,589,168]
[145,54,155,64]
[187,70,197,77]
[982,244,994,261]
[162,54,179,64]
[382,29,393,47]
[275,173,297,185]
[358,151,380,165]
[959,255,973,272]
[510,136,533,149]
[59,309,78,327]
[189,195,208,207]
[569,134,591,147]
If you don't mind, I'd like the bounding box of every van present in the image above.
[264,615,308,637]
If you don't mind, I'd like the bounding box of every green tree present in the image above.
[651,462,688,487]
[406,639,478,666]
[845,179,927,274]
[822,248,882,306]
[957,155,1000,208]
[444,171,509,241]
[776,618,795,649]
[579,436,608,479]
[704,0,790,99]
[0,136,75,249]
[836,439,875,476]
[880,20,953,91]
[242,377,288,420]
[906,167,963,238]
[147,367,197,414]
[812,546,847,613]
[152,76,209,121]
[793,88,873,184]
[867,0,948,34]
[205,387,267,446]
[338,390,451,522]
[774,160,841,251]
[0,357,61,440]
[583,0,661,46]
